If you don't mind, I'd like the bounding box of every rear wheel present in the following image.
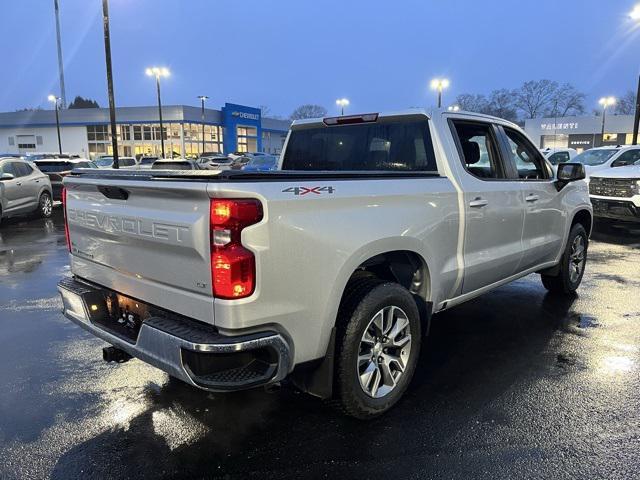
[541,223,588,294]
[38,192,53,218]
[334,279,421,419]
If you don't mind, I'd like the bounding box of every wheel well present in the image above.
[342,250,432,331]
[571,209,592,236]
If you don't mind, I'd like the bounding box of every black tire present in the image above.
[334,278,421,419]
[38,192,53,218]
[541,223,588,294]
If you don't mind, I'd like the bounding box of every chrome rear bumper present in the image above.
[57,276,292,391]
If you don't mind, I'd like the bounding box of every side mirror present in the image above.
[555,162,585,191]
[0,172,15,181]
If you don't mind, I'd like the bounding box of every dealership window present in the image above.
[602,133,618,143]
[237,125,258,153]
[625,133,640,144]
[133,125,142,140]
[541,134,568,149]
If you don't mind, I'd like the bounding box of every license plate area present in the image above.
[81,289,149,343]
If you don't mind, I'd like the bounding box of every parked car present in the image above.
[571,145,640,178]
[198,155,234,170]
[94,156,138,169]
[151,158,201,170]
[32,158,98,201]
[589,162,640,224]
[58,109,591,419]
[27,153,80,160]
[541,147,578,165]
[137,156,160,169]
[0,157,53,225]
[242,154,279,171]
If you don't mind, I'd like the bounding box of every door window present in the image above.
[502,128,548,180]
[1,162,18,177]
[611,149,640,167]
[450,121,504,179]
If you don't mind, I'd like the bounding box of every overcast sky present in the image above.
[1,0,639,117]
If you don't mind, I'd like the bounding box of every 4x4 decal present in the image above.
[282,186,335,196]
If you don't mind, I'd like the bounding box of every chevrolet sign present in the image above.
[232,111,260,121]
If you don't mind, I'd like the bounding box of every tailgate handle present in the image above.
[98,186,129,200]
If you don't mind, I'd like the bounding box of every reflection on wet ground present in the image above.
[1,214,639,479]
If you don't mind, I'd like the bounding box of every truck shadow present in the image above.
[51,281,580,479]
[590,220,640,248]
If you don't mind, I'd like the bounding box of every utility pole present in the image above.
[198,96,209,155]
[102,0,119,168]
[633,74,640,145]
[53,0,67,108]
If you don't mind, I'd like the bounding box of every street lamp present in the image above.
[146,67,170,158]
[430,78,450,108]
[598,96,616,142]
[48,95,62,155]
[336,98,349,115]
[447,105,460,112]
[197,95,209,156]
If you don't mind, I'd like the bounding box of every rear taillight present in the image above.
[210,199,263,299]
[61,187,71,252]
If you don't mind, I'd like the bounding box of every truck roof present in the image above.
[291,108,521,130]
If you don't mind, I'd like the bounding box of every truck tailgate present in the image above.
[64,176,214,323]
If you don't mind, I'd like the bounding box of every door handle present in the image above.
[16,182,22,186]
[525,194,539,202]
[469,197,488,208]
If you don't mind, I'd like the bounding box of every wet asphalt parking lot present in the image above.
[1,210,639,479]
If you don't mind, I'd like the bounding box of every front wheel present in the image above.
[38,192,53,218]
[541,223,588,294]
[334,279,421,419]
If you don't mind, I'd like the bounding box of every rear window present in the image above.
[119,158,136,167]
[282,119,437,172]
[139,157,156,165]
[34,161,73,173]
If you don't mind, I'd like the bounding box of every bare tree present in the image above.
[486,89,518,122]
[547,83,585,117]
[514,79,559,119]
[616,90,637,115]
[290,104,328,120]
[454,93,489,113]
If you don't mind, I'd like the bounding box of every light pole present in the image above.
[198,95,209,156]
[598,96,616,143]
[53,0,67,109]
[336,98,349,115]
[146,67,170,158]
[447,105,460,112]
[630,4,640,144]
[430,78,450,108]
[102,0,119,168]
[48,95,62,155]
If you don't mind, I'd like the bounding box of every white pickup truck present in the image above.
[590,164,640,224]
[57,110,592,418]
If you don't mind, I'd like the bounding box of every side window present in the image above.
[502,128,548,180]
[451,121,504,179]
[612,149,640,167]
[12,162,31,177]
[2,162,18,177]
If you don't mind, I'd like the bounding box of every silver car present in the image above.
[0,157,53,225]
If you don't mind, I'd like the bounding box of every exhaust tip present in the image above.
[103,346,132,363]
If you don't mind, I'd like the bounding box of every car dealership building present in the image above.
[524,114,639,153]
[0,103,290,158]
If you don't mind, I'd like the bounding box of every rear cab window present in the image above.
[282,116,438,173]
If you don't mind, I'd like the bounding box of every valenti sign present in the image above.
[540,122,579,131]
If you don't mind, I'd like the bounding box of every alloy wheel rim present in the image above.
[569,235,585,283]
[42,196,52,216]
[357,305,412,398]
